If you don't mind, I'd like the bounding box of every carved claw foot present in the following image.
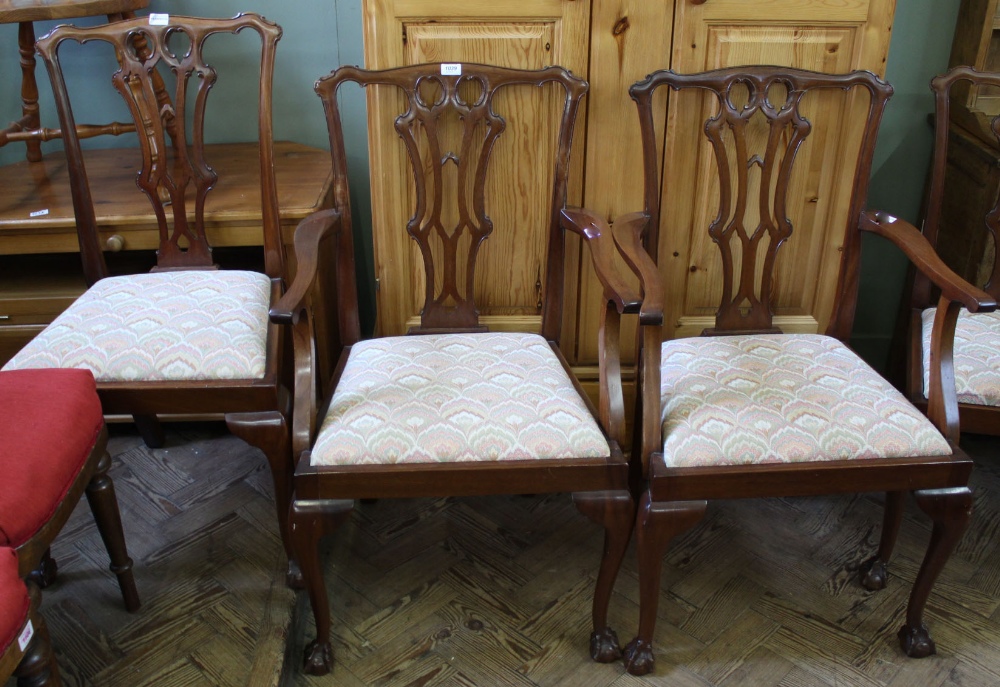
[303,639,334,675]
[622,637,655,676]
[589,626,622,663]
[899,623,936,658]
[286,560,304,590]
[28,553,58,589]
[859,556,888,591]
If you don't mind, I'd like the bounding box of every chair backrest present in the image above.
[315,64,587,340]
[630,67,892,340]
[35,13,284,285]
[917,66,1000,307]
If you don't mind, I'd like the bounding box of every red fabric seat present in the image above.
[0,546,28,655]
[0,369,103,546]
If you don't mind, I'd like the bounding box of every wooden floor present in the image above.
[7,424,1000,686]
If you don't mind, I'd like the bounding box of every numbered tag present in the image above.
[18,620,33,652]
[149,13,170,26]
[29,209,48,218]
[440,63,462,76]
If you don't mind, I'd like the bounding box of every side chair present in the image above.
[614,66,994,675]
[271,63,638,675]
[905,66,1000,435]
[1,547,60,687]
[2,14,301,585]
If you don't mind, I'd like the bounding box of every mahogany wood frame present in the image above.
[618,66,996,675]
[0,581,61,686]
[906,66,1000,435]
[33,15,300,585]
[272,63,639,675]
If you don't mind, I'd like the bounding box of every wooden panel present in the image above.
[658,0,895,340]
[363,0,590,337]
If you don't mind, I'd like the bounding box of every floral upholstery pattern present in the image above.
[3,271,270,381]
[660,334,951,468]
[310,332,610,465]
[921,308,1000,406]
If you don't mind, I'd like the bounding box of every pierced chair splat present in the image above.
[617,66,994,675]
[2,14,301,586]
[272,63,639,675]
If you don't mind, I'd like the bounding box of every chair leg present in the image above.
[898,486,972,658]
[15,22,43,164]
[84,450,140,612]
[623,493,707,676]
[291,499,353,676]
[132,415,165,449]
[26,549,57,590]
[573,490,635,662]
[14,587,61,687]
[226,411,300,589]
[859,490,905,591]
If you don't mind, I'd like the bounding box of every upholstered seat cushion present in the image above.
[2,271,271,381]
[310,332,610,465]
[0,369,104,546]
[660,334,951,468]
[0,546,28,655]
[921,307,1000,406]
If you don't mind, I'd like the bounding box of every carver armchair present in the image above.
[272,63,637,675]
[2,14,300,584]
[616,66,994,675]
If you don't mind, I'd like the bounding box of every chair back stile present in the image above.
[35,14,285,285]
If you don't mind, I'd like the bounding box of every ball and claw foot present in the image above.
[859,556,888,591]
[622,637,655,676]
[28,554,58,589]
[899,623,936,658]
[303,639,333,675]
[286,560,304,590]
[589,626,622,663]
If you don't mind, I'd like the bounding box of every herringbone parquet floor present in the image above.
[7,424,1000,686]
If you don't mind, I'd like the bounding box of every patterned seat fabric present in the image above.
[311,332,610,465]
[660,334,951,468]
[0,546,28,655]
[3,271,270,381]
[921,307,1000,406]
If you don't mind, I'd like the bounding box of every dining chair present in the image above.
[271,63,638,675]
[615,66,994,675]
[0,546,60,686]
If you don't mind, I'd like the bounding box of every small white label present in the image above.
[29,209,48,218]
[440,63,462,76]
[18,619,33,652]
[149,13,170,26]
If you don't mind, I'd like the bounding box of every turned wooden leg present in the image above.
[623,493,707,676]
[132,415,165,449]
[16,22,42,163]
[573,490,635,662]
[226,411,300,588]
[860,490,904,591]
[26,549,57,590]
[898,487,972,658]
[85,451,140,612]
[14,587,62,687]
[291,499,353,676]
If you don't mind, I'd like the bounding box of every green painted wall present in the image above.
[0,0,966,366]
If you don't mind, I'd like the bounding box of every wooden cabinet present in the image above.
[362,0,897,380]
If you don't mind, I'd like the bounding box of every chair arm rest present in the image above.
[560,207,641,314]
[860,210,997,313]
[611,211,664,326]
[269,208,341,325]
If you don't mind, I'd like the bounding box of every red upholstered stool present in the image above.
[0,546,61,685]
[0,368,139,611]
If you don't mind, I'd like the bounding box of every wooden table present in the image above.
[0,141,333,364]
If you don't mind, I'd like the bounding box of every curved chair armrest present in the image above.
[611,211,664,326]
[860,210,997,313]
[269,208,342,325]
[560,207,642,314]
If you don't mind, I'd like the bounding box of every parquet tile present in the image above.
[8,423,1000,686]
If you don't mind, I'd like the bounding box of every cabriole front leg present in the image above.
[623,494,707,676]
[860,490,904,591]
[899,486,972,658]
